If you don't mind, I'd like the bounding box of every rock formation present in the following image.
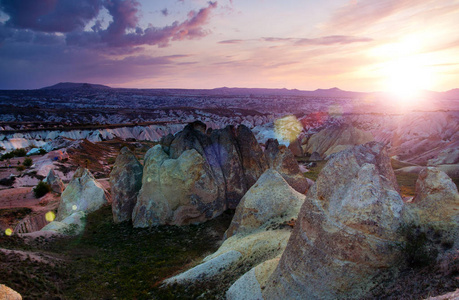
[265,139,309,194]
[132,146,221,226]
[110,147,143,223]
[404,167,459,248]
[164,169,305,286]
[225,169,305,238]
[303,124,374,159]
[41,211,86,235]
[262,142,405,299]
[133,123,308,227]
[0,284,22,300]
[56,167,109,221]
[43,169,65,194]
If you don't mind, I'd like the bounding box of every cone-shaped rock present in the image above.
[236,125,268,188]
[210,125,247,209]
[56,167,109,221]
[110,147,143,223]
[263,142,404,299]
[265,138,309,194]
[43,168,65,194]
[225,169,305,239]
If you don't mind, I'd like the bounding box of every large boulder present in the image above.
[132,146,221,226]
[265,139,309,194]
[164,169,304,287]
[236,125,269,188]
[41,211,86,235]
[43,168,65,194]
[210,126,247,209]
[263,142,405,299]
[404,167,459,248]
[56,167,109,221]
[110,147,143,223]
[225,169,305,238]
[0,284,22,300]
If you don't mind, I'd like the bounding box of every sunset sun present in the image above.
[383,58,433,103]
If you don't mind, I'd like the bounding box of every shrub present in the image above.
[33,181,52,198]
[0,148,27,160]
[23,158,33,167]
[15,165,26,171]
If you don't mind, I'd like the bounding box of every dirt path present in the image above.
[0,187,37,209]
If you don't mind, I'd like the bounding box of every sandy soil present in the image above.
[0,187,36,209]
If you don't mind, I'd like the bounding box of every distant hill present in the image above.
[40,82,111,90]
[212,87,366,98]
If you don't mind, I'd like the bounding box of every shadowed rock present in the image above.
[309,151,321,162]
[236,125,269,188]
[43,169,65,194]
[56,167,109,221]
[262,142,404,299]
[210,126,247,209]
[110,147,143,223]
[265,139,309,194]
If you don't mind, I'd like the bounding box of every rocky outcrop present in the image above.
[41,211,86,235]
[43,169,65,194]
[265,139,309,194]
[225,169,305,238]
[404,167,459,248]
[262,142,405,299]
[56,168,109,221]
[236,125,268,188]
[210,126,248,209]
[132,145,221,227]
[303,124,374,159]
[110,147,143,223]
[164,169,304,286]
[0,284,22,300]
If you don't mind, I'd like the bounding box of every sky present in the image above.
[0,0,458,91]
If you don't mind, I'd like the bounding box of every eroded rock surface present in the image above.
[164,169,304,287]
[265,139,309,194]
[263,142,404,299]
[0,284,22,300]
[110,147,143,223]
[56,167,109,221]
[43,169,65,194]
[132,146,221,226]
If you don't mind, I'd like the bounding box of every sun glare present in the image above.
[382,58,433,104]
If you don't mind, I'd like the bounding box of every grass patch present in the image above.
[302,160,327,182]
[1,205,233,299]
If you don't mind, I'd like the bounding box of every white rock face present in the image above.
[41,211,86,235]
[164,169,304,289]
[56,168,109,221]
[132,145,221,226]
[43,168,65,193]
[225,169,305,238]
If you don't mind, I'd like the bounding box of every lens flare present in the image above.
[5,228,13,236]
[45,211,56,222]
[72,205,78,211]
[274,115,303,144]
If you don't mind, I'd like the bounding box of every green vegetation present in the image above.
[15,165,26,172]
[0,148,27,160]
[301,160,327,182]
[33,181,52,198]
[0,206,233,299]
[23,157,33,167]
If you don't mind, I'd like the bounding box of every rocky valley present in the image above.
[0,85,458,299]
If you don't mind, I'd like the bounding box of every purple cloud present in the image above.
[0,0,218,49]
[0,0,103,33]
[218,39,243,44]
